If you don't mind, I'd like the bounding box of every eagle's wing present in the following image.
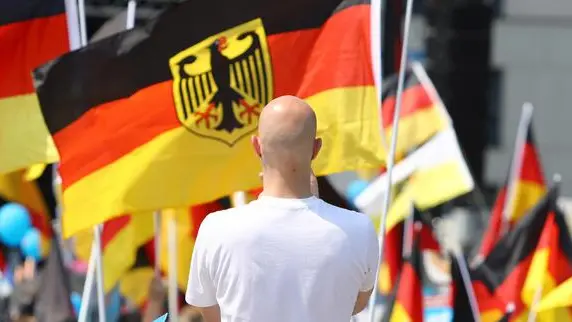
[227,31,270,107]
[176,55,217,119]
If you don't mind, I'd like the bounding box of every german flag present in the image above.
[506,125,545,224]
[476,185,558,321]
[537,276,572,313]
[120,242,186,310]
[476,188,507,259]
[477,124,545,260]
[379,63,449,160]
[378,206,439,294]
[468,271,509,322]
[521,207,572,321]
[74,212,155,292]
[36,0,384,237]
[119,243,159,307]
[450,252,502,322]
[158,198,229,290]
[0,170,52,253]
[381,226,424,322]
[0,0,69,174]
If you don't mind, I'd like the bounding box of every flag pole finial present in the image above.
[553,173,562,183]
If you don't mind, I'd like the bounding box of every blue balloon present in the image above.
[0,203,32,247]
[346,179,369,205]
[70,292,82,315]
[20,228,42,260]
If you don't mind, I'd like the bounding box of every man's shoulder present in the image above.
[319,200,373,227]
[202,206,241,225]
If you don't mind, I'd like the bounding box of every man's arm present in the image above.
[353,220,380,315]
[186,218,220,322]
[197,305,221,322]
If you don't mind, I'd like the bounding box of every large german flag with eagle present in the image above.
[36,0,384,237]
[0,0,68,174]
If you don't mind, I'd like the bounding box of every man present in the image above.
[186,96,379,322]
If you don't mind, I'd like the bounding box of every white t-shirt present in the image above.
[185,195,379,322]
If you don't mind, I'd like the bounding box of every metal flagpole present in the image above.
[93,225,107,322]
[167,212,179,322]
[78,243,97,322]
[153,211,162,276]
[455,252,482,322]
[367,0,415,318]
[500,103,534,235]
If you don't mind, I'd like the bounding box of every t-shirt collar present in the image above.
[255,195,320,209]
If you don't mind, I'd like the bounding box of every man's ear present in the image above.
[251,135,262,159]
[312,138,322,160]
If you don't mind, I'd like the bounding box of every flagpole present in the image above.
[232,191,247,207]
[370,0,388,151]
[501,102,534,235]
[454,252,482,322]
[527,285,543,322]
[153,211,162,276]
[78,241,97,322]
[367,0,415,318]
[401,203,414,257]
[167,212,179,322]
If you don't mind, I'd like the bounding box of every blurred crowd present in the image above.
[0,257,203,322]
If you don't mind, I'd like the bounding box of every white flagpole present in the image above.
[78,240,97,322]
[92,225,106,322]
[367,0,415,318]
[77,0,88,47]
[500,103,534,235]
[167,213,179,322]
[370,0,388,151]
[153,211,162,276]
[232,191,247,207]
[401,203,415,258]
[64,0,82,50]
[454,252,482,322]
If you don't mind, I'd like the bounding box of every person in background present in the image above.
[9,259,37,322]
[142,276,167,322]
[143,276,204,322]
[186,96,379,322]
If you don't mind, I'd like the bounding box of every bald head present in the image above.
[252,95,321,169]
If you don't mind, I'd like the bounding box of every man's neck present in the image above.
[261,169,313,199]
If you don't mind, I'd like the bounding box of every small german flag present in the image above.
[380,64,449,159]
[36,0,384,237]
[521,207,572,321]
[506,125,545,224]
[465,267,509,322]
[476,185,558,321]
[537,276,572,313]
[476,187,507,259]
[381,226,424,322]
[120,242,188,310]
[158,198,230,290]
[75,197,229,293]
[74,213,155,292]
[477,123,545,260]
[0,0,69,174]
[450,252,501,322]
[378,206,439,294]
